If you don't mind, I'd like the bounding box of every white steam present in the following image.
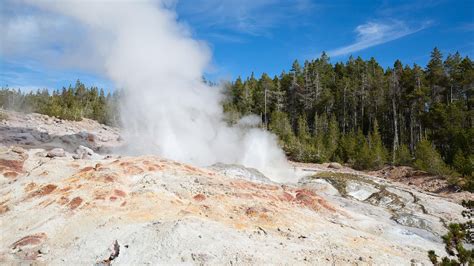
[23,0,293,182]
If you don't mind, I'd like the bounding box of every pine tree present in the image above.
[312,113,328,162]
[269,111,294,145]
[336,131,357,164]
[395,144,412,166]
[414,139,451,176]
[297,115,310,143]
[324,115,339,161]
[354,129,372,170]
[368,119,387,169]
[427,47,447,103]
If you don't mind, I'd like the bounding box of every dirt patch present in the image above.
[370,166,472,202]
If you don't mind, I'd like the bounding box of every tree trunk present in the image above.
[264,87,267,129]
[343,84,347,134]
[409,103,414,152]
[392,98,399,163]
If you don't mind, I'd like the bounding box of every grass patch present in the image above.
[0,111,7,121]
[311,171,381,196]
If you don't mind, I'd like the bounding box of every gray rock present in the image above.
[208,163,273,183]
[46,148,66,158]
[73,145,95,159]
[11,146,26,154]
[346,181,379,201]
[298,177,340,196]
[39,245,50,254]
[393,213,431,231]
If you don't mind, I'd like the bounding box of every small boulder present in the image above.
[11,146,26,154]
[46,148,66,158]
[73,145,95,159]
[328,162,343,169]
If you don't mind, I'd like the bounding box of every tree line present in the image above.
[0,80,120,126]
[222,48,473,191]
[0,48,472,191]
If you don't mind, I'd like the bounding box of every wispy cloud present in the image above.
[176,0,317,37]
[329,20,432,57]
[0,58,113,91]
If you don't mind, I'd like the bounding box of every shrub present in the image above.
[428,200,473,265]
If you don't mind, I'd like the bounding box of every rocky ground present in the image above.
[0,111,472,265]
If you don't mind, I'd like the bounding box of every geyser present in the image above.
[23,0,293,181]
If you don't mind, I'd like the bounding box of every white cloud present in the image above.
[0,0,101,72]
[329,20,431,57]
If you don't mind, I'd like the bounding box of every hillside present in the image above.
[0,111,471,264]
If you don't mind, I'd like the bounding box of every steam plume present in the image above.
[26,0,293,181]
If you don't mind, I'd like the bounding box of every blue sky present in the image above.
[1,0,473,91]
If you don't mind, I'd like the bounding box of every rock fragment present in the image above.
[46,148,66,158]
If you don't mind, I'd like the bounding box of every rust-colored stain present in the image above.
[94,190,108,200]
[278,192,294,201]
[67,197,83,210]
[59,186,72,192]
[0,159,24,172]
[317,198,336,212]
[114,189,126,197]
[119,162,131,167]
[120,201,127,207]
[69,163,80,168]
[109,196,117,201]
[0,204,9,214]
[104,175,117,183]
[40,199,55,208]
[294,189,335,212]
[80,166,95,173]
[87,134,95,142]
[184,165,199,172]
[10,233,47,249]
[3,171,18,178]
[123,165,144,175]
[231,181,279,191]
[232,192,255,200]
[57,196,69,205]
[245,207,258,217]
[193,193,206,202]
[29,184,57,198]
[24,182,37,192]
